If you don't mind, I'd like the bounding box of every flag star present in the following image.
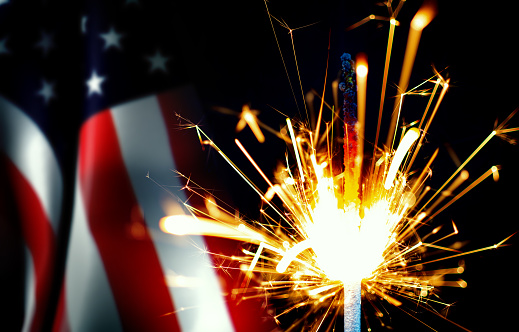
[0,37,9,54]
[100,27,124,51]
[86,70,106,97]
[81,16,88,34]
[145,50,170,73]
[37,79,55,104]
[35,30,54,56]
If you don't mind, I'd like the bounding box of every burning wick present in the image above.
[274,125,418,331]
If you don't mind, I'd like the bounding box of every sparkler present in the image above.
[160,1,518,331]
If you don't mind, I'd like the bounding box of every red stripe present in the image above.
[0,153,25,330]
[202,237,279,332]
[51,282,69,332]
[78,110,180,331]
[4,154,56,332]
[156,88,208,176]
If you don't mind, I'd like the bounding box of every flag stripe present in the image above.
[0,97,62,332]
[156,89,279,332]
[5,157,57,332]
[0,96,63,232]
[60,168,122,332]
[78,109,180,331]
[51,282,69,332]
[112,91,235,332]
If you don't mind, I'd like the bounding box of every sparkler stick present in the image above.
[340,53,363,332]
[343,282,361,332]
[341,53,357,175]
[340,53,361,206]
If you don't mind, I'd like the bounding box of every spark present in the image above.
[386,1,437,148]
[237,105,265,143]
[384,128,420,190]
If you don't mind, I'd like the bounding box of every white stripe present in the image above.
[0,96,63,232]
[21,247,36,332]
[111,87,235,332]
[64,168,123,332]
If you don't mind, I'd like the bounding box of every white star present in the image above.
[81,16,88,34]
[86,70,106,97]
[145,50,170,73]
[126,0,139,5]
[100,27,124,51]
[0,37,9,54]
[35,30,54,56]
[37,79,55,104]
[0,0,9,6]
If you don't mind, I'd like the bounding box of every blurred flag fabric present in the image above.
[0,1,276,331]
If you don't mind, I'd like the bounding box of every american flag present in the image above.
[0,1,277,331]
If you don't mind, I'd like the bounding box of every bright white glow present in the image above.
[410,7,435,31]
[356,64,368,77]
[160,215,266,243]
[276,173,402,283]
[276,240,312,273]
[384,128,420,189]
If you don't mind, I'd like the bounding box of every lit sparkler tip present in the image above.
[356,62,368,78]
[160,215,195,236]
[410,1,437,31]
[356,53,368,183]
[491,165,500,182]
[160,215,266,244]
[239,105,265,143]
